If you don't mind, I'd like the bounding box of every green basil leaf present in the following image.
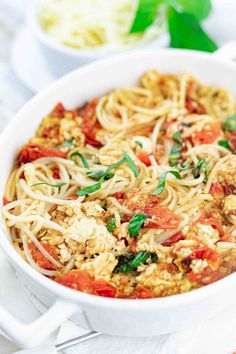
[69,152,89,168]
[107,215,116,233]
[129,0,161,33]
[175,0,212,21]
[222,114,236,131]
[64,139,74,148]
[113,251,158,273]
[128,213,147,238]
[76,182,101,196]
[169,143,181,166]
[193,158,209,182]
[31,182,67,188]
[218,140,232,151]
[124,152,139,177]
[168,7,217,52]
[87,171,114,181]
[135,141,143,148]
[172,129,182,144]
[152,170,181,195]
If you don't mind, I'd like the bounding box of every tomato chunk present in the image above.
[188,266,225,286]
[189,247,221,269]
[56,270,93,292]
[192,121,221,144]
[18,144,67,163]
[53,102,65,118]
[209,183,224,196]
[136,151,152,167]
[196,210,223,235]
[2,197,9,206]
[92,279,116,298]
[80,98,103,147]
[130,285,154,299]
[163,231,185,246]
[29,242,57,270]
[51,167,60,179]
[146,205,182,229]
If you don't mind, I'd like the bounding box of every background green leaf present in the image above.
[175,0,212,21]
[168,7,217,52]
[130,0,161,33]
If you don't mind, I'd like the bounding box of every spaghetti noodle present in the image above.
[2,69,236,298]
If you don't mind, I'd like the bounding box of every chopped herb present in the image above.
[169,144,182,166]
[124,152,139,177]
[172,130,182,144]
[128,213,147,238]
[107,215,116,233]
[76,182,101,196]
[87,171,114,180]
[113,251,158,273]
[193,158,209,182]
[218,140,232,151]
[69,152,89,168]
[152,170,181,195]
[177,160,191,171]
[31,182,67,188]
[222,114,236,131]
[64,139,74,148]
[135,140,143,148]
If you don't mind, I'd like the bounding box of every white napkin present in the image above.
[0,249,235,354]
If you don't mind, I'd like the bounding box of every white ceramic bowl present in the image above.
[27,2,168,78]
[0,49,236,349]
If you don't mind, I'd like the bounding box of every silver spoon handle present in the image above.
[56,331,101,351]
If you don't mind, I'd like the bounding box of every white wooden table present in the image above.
[0,1,236,353]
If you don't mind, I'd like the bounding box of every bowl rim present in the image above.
[27,0,168,59]
[1,48,236,309]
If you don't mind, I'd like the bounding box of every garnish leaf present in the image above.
[87,171,114,181]
[129,0,161,33]
[76,182,101,196]
[175,0,212,21]
[128,213,147,238]
[135,141,143,148]
[172,130,182,144]
[69,152,89,168]
[177,160,191,171]
[107,215,116,233]
[222,114,236,132]
[152,170,181,195]
[124,152,139,177]
[31,182,67,188]
[218,140,232,151]
[113,251,158,273]
[169,143,182,166]
[168,6,217,52]
[193,158,209,182]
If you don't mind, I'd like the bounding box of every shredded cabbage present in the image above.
[38,0,164,51]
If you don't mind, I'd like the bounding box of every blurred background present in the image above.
[0,0,235,134]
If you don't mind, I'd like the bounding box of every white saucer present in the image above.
[11,27,57,93]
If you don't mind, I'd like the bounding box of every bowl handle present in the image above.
[0,299,77,348]
[214,41,236,61]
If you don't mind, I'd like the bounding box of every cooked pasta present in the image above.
[2,69,236,299]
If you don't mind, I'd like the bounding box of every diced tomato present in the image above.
[196,210,223,235]
[188,266,225,286]
[2,197,9,206]
[136,151,152,167]
[192,121,221,144]
[112,192,125,199]
[51,167,60,179]
[92,280,116,298]
[209,183,224,196]
[29,242,57,270]
[189,247,221,269]
[123,189,159,214]
[18,144,67,163]
[163,231,185,246]
[185,97,206,114]
[146,205,182,230]
[223,184,235,195]
[80,98,103,148]
[53,102,65,118]
[130,285,154,299]
[56,270,93,292]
